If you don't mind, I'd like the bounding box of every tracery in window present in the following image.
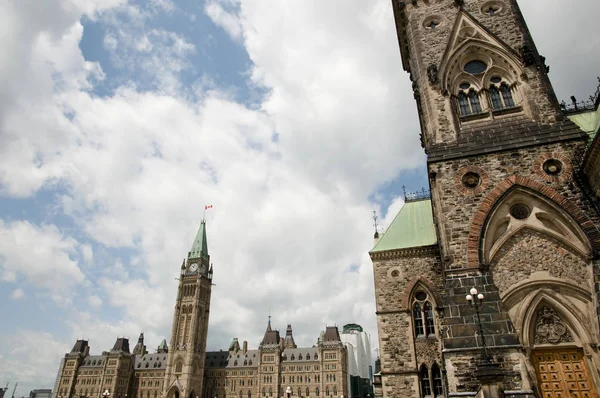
[412,290,437,338]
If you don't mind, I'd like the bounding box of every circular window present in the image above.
[462,172,481,189]
[482,2,503,15]
[459,82,471,90]
[464,60,488,74]
[510,204,531,220]
[415,291,427,301]
[491,76,502,84]
[423,16,442,29]
[391,270,399,277]
[543,159,563,176]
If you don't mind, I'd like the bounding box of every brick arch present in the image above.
[400,276,443,310]
[467,175,600,268]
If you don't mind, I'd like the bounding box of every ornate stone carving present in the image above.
[415,338,441,364]
[534,306,574,344]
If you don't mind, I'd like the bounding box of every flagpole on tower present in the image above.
[204,205,213,221]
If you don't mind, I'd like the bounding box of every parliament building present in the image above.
[52,222,373,398]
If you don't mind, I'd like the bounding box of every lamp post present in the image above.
[102,391,109,398]
[285,387,291,398]
[466,287,491,362]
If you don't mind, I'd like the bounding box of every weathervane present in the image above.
[372,210,379,239]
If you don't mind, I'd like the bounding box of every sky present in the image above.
[0,0,599,394]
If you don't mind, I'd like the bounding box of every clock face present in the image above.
[189,263,199,272]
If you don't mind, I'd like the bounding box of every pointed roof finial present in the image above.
[189,220,209,260]
[372,210,379,239]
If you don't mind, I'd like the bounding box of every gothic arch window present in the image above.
[442,35,523,121]
[419,365,431,397]
[412,290,437,338]
[316,387,320,397]
[481,187,592,264]
[175,359,183,374]
[432,363,444,397]
[306,387,309,396]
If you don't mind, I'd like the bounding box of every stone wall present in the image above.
[398,0,561,146]
[491,229,591,295]
[429,140,598,269]
[371,247,443,397]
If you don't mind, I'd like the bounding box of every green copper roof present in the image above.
[189,220,209,260]
[371,199,437,252]
[568,103,600,139]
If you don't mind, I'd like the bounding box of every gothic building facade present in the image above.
[371,0,600,397]
[53,222,368,398]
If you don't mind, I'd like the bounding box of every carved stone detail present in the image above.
[415,338,441,365]
[534,306,574,344]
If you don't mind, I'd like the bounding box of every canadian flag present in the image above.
[205,205,213,209]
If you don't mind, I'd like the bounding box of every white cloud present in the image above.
[0,330,70,393]
[1,0,599,388]
[204,0,242,41]
[88,294,103,309]
[11,288,24,300]
[0,220,85,302]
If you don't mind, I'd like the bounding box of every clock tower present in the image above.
[163,220,213,398]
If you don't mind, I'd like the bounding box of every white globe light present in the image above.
[466,294,473,301]
[478,293,484,300]
[470,287,478,295]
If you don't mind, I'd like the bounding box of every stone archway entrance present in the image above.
[532,348,597,398]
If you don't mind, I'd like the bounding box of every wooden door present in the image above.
[533,349,597,398]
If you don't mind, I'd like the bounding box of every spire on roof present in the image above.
[132,333,146,356]
[261,316,279,347]
[189,220,209,260]
[157,339,168,353]
[284,323,297,348]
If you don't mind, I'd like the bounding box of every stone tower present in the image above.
[371,0,600,397]
[163,220,213,398]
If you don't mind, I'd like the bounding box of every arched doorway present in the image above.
[526,301,598,397]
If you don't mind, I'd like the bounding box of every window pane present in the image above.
[420,365,431,396]
[464,60,488,74]
[458,92,471,116]
[413,303,424,336]
[469,90,483,113]
[501,83,515,107]
[424,302,435,336]
[489,86,503,110]
[432,364,444,396]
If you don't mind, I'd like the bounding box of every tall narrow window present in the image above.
[424,302,435,336]
[316,387,320,397]
[469,90,482,113]
[420,365,431,397]
[432,364,443,397]
[413,303,424,336]
[500,83,515,107]
[458,92,471,116]
[306,387,310,397]
[489,86,503,110]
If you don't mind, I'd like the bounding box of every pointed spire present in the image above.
[284,323,297,348]
[181,259,185,270]
[189,220,209,260]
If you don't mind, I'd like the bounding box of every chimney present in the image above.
[243,341,248,353]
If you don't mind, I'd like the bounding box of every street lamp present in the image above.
[285,387,291,398]
[466,287,491,362]
[102,391,110,398]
